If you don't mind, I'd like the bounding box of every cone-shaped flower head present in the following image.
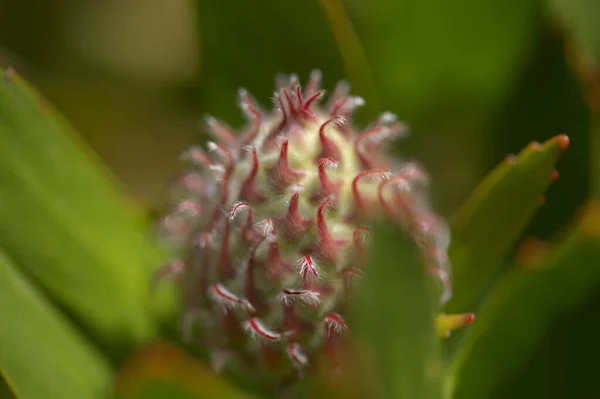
[156,72,472,382]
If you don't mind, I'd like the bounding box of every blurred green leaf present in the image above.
[549,0,600,62]
[318,0,380,116]
[0,68,171,356]
[343,0,540,120]
[351,222,442,399]
[450,201,600,399]
[0,249,113,399]
[445,135,569,315]
[488,279,600,399]
[0,376,17,399]
[115,343,251,399]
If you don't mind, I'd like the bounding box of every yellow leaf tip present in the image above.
[436,312,475,338]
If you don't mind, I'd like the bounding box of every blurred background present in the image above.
[1,0,599,397]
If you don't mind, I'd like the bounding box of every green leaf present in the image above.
[450,201,600,399]
[0,68,170,354]
[0,374,17,399]
[341,0,540,120]
[445,134,569,315]
[317,0,380,116]
[549,0,600,62]
[115,343,251,399]
[0,249,113,399]
[351,222,442,399]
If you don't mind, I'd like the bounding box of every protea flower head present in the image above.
[155,71,474,384]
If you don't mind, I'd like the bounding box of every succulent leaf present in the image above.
[450,201,600,399]
[445,135,569,315]
[352,222,444,399]
[0,68,167,354]
[0,248,112,399]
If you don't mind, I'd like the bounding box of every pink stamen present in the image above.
[301,90,325,117]
[398,162,428,186]
[373,111,397,127]
[298,255,320,281]
[208,183,228,230]
[239,89,262,145]
[159,214,190,241]
[256,218,276,238]
[275,93,289,133]
[342,267,364,292]
[206,141,234,174]
[283,89,297,118]
[180,172,204,195]
[278,289,320,307]
[304,69,322,99]
[229,202,250,221]
[282,188,312,237]
[209,283,255,313]
[319,117,344,162]
[331,96,364,117]
[351,170,392,217]
[353,225,371,246]
[295,85,303,109]
[245,246,261,309]
[326,81,350,112]
[287,343,309,368]
[430,266,452,304]
[229,202,254,241]
[239,148,262,201]
[205,116,237,147]
[377,177,414,223]
[267,239,293,278]
[180,145,212,167]
[177,200,203,215]
[219,220,233,278]
[324,313,347,336]
[271,138,304,187]
[317,158,340,200]
[195,231,212,248]
[316,198,343,262]
[244,318,281,341]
